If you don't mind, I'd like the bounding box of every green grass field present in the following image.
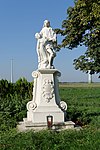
[59,84,100,128]
[59,82,100,88]
[0,83,100,150]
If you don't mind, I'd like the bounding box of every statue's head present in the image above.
[43,20,50,27]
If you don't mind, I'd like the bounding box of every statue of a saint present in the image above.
[35,20,57,69]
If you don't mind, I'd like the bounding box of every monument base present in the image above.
[17,120,75,132]
[18,69,70,132]
[26,69,67,124]
[27,108,64,124]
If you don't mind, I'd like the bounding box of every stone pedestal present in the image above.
[26,69,67,124]
[17,69,76,132]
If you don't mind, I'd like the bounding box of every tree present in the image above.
[56,0,100,76]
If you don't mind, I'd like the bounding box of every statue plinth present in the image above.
[26,69,67,124]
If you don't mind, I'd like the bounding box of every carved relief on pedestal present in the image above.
[59,101,67,111]
[56,71,61,77]
[27,101,37,111]
[42,79,54,102]
[32,70,40,78]
[27,71,40,111]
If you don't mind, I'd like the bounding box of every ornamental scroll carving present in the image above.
[42,79,54,102]
[27,71,40,111]
[59,101,67,111]
[32,70,40,78]
[27,101,37,111]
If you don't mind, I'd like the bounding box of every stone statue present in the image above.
[35,20,57,69]
[17,20,74,132]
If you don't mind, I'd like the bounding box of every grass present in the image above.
[0,128,100,150]
[59,82,100,88]
[59,84,100,128]
[0,83,100,150]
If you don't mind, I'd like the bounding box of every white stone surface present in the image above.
[35,20,57,69]
[26,69,67,124]
[17,121,75,132]
[17,20,71,131]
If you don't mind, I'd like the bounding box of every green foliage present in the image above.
[0,128,100,150]
[0,78,33,131]
[56,0,100,75]
[0,82,100,149]
[0,79,14,98]
[59,87,100,128]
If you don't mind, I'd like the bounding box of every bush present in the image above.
[0,78,33,131]
[0,82,100,149]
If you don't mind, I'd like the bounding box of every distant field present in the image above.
[59,82,100,88]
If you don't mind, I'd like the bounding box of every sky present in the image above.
[0,0,99,82]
